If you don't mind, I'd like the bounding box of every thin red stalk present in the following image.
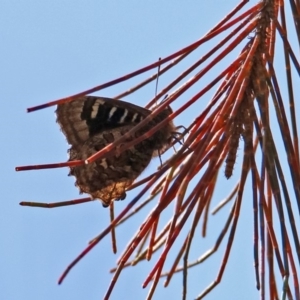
[146,167,176,260]
[178,98,225,153]
[268,4,277,61]
[196,154,249,299]
[266,178,276,299]
[163,238,187,286]
[248,138,261,290]
[146,263,164,300]
[128,172,157,191]
[110,222,170,272]
[19,197,93,208]
[211,183,239,214]
[16,160,83,172]
[113,194,155,227]
[279,4,300,167]
[146,219,159,261]
[109,202,117,254]
[152,161,183,196]
[201,173,216,237]
[258,155,266,298]
[135,230,151,259]
[286,239,300,300]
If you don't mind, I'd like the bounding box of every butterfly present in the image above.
[56,96,175,207]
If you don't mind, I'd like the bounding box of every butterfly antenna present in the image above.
[154,57,161,104]
[154,57,164,167]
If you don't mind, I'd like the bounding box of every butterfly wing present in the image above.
[56,96,151,147]
[68,124,154,206]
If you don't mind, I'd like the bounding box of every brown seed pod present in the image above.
[225,110,244,179]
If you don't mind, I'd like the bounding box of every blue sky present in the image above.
[1,1,298,300]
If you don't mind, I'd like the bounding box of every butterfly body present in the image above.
[56,96,174,207]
